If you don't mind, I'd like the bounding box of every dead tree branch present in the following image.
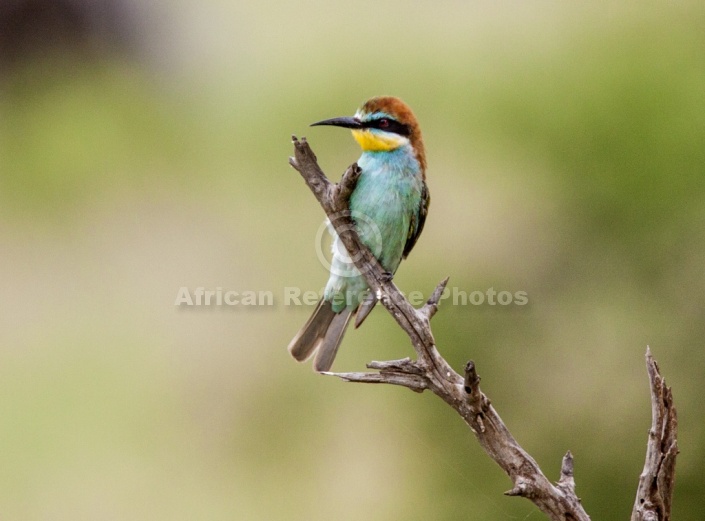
[289,136,677,520]
[631,348,678,521]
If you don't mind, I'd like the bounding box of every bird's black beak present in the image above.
[310,116,363,129]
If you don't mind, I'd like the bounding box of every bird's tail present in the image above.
[287,299,354,372]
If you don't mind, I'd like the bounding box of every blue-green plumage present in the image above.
[326,145,425,312]
[288,96,429,372]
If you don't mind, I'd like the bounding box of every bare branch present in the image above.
[289,136,334,209]
[460,362,589,518]
[324,359,428,392]
[290,135,588,519]
[558,451,577,494]
[290,137,678,520]
[333,162,362,206]
[418,276,450,321]
[631,348,678,521]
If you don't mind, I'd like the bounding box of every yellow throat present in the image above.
[352,129,406,152]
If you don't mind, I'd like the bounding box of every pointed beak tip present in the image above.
[309,116,362,129]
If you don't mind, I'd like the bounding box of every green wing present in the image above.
[402,182,430,259]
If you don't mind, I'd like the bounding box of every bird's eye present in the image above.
[378,118,390,129]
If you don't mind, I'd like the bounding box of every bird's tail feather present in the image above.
[354,290,377,329]
[288,299,354,372]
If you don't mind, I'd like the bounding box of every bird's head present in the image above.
[311,96,426,172]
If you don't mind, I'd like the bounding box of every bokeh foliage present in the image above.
[1,2,703,519]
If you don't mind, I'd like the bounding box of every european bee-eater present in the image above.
[288,96,429,372]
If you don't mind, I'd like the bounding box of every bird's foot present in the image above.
[381,271,394,283]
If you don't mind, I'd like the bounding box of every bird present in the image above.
[288,96,429,372]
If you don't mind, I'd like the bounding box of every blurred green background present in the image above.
[1,1,703,519]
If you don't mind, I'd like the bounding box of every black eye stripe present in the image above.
[363,118,411,137]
